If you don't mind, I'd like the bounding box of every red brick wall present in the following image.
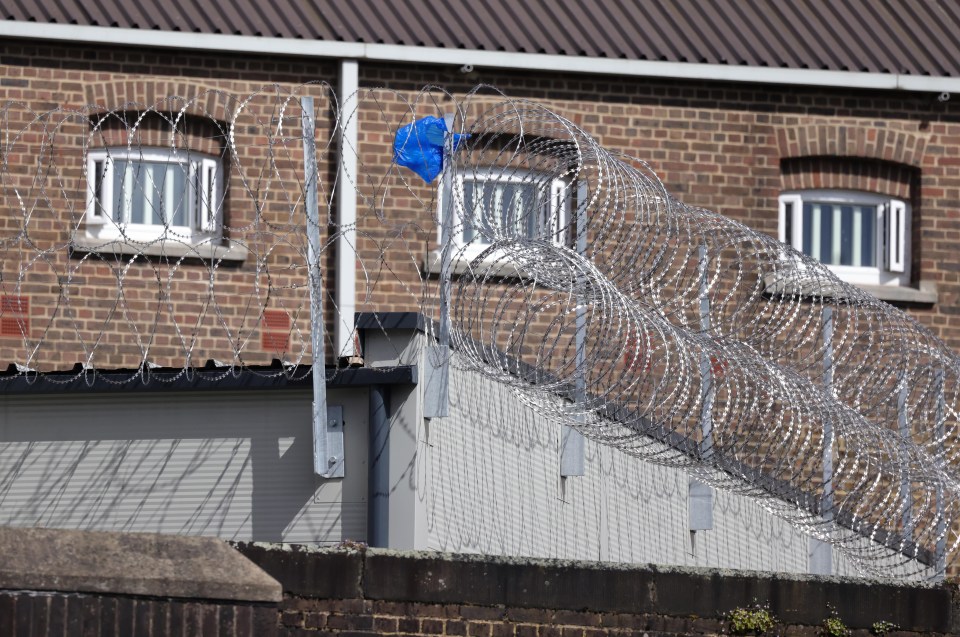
[354,64,960,343]
[0,42,339,371]
[0,590,277,637]
[280,598,727,637]
[3,42,960,369]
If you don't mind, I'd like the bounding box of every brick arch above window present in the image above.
[776,124,926,168]
[83,81,233,155]
[84,80,236,121]
[86,110,225,157]
[781,156,917,201]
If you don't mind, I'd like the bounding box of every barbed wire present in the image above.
[436,94,960,579]
[0,84,957,578]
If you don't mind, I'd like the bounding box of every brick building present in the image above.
[0,1,958,578]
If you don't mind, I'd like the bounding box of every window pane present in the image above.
[802,203,813,258]
[166,164,187,227]
[461,178,538,244]
[461,180,485,244]
[839,205,853,265]
[820,204,834,264]
[783,201,792,244]
[801,201,876,267]
[93,160,105,216]
[113,159,188,227]
[860,207,874,267]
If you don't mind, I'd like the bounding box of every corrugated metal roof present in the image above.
[4,0,960,77]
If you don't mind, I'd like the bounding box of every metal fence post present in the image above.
[690,244,714,532]
[935,369,946,579]
[898,369,913,537]
[810,303,834,574]
[424,112,455,418]
[301,96,337,477]
[561,183,588,477]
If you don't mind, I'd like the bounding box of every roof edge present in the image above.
[2,21,959,93]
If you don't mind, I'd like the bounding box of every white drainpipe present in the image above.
[336,59,359,360]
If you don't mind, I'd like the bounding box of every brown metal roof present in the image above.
[4,0,960,77]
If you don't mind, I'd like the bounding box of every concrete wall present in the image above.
[0,526,280,637]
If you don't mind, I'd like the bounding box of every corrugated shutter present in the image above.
[0,389,367,543]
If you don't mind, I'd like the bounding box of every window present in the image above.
[86,148,222,243]
[778,190,909,287]
[440,168,571,259]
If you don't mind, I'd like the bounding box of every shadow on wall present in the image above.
[0,391,336,542]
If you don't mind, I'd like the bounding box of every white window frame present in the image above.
[85,148,223,243]
[437,168,572,261]
[778,189,910,287]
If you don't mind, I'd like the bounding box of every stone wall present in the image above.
[237,544,959,637]
[0,528,954,637]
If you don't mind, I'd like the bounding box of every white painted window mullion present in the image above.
[886,199,907,273]
[122,162,134,224]
[164,164,176,228]
[810,204,822,261]
[852,207,863,266]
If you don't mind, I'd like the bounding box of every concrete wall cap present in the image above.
[0,526,281,602]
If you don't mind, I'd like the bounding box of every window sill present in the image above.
[428,251,940,304]
[424,248,526,278]
[764,273,937,304]
[857,281,937,304]
[71,234,248,262]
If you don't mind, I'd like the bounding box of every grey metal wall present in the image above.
[418,355,929,577]
[0,388,369,543]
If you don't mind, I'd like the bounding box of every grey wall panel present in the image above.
[0,388,369,544]
[423,356,924,577]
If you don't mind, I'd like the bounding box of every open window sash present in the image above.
[883,199,907,274]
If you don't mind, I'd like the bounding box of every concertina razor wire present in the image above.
[0,83,957,579]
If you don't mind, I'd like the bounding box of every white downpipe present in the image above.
[4,22,960,94]
[336,60,359,359]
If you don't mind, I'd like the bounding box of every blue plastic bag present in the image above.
[392,116,467,183]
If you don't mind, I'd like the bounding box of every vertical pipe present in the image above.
[301,96,330,476]
[335,60,359,360]
[368,384,390,547]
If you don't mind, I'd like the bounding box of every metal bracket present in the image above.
[809,537,832,575]
[320,404,345,478]
[689,478,714,530]
[423,345,450,418]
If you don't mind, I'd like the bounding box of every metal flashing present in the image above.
[2,13,960,93]
[0,363,417,394]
